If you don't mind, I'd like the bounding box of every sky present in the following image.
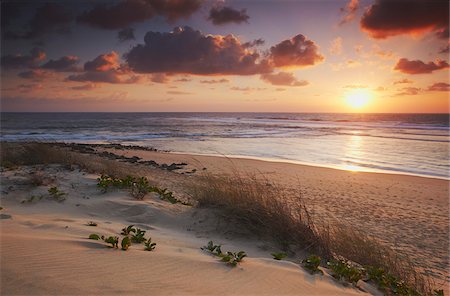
[1,0,449,113]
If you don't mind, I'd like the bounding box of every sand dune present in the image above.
[1,166,371,295]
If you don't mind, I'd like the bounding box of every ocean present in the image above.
[1,112,449,179]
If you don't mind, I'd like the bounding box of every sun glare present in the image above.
[345,90,371,109]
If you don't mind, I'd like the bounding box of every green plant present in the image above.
[87,221,97,226]
[97,174,113,193]
[201,241,222,256]
[302,255,323,275]
[104,236,119,248]
[131,228,146,244]
[155,188,178,204]
[220,251,247,267]
[131,228,147,243]
[365,266,421,296]
[121,225,136,236]
[88,234,101,240]
[271,252,287,260]
[130,177,152,199]
[121,237,131,250]
[144,238,157,251]
[48,186,66,201]
[327,259,363,285]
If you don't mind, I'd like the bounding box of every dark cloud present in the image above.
[242,38,265,48]
[269,34,324,68]
[1,1,23,27]
[394,58,449,74]
[18,69,50,81]
[393,78,412,85]
[339,0,359,25]
[1,48,46,69]
[118,28,135,42]
[67,71,123,84]
[395,87,421,96]
[427,82,450,92]
[125,26,272,75]
[200,79,229,84]
[360,0,449,39]
[3,3,72,40]
[260,72,308,86]
[41,56,80,72]
[208,6,249,25]
[78,0,203,30]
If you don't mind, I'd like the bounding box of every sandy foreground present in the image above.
[1,144,448,295]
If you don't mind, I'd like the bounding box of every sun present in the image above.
[345,90,371,109]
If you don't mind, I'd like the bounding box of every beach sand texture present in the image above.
[1,165,371,296]
[1,145,448,294]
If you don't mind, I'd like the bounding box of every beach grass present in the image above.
[190,170,434,295]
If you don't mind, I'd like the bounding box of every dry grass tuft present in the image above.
[191,171,329,255]
[1,142,147,180]
[190,170,434,295]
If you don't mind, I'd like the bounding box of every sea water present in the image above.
[1,112,449,179]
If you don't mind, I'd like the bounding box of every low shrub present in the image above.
[302,255,323,275]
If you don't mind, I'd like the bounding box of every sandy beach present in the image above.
[1,143,448,295]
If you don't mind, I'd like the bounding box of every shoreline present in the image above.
[166,150,450,181]
[2,140,448,181]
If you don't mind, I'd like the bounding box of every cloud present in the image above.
[339,0,359,25]
[374,86,386,91]
[67,71,124,83]
[427,82,449,92]
[360,0,449,39]
[343,84,367,88]
[208,6,249,25]
[395,87,421,96]
[260,72,309,86]
[200,79,229,84]
[167,90,191,95]
[17,83,43,93]
[67,51,138,84]
[78,0,203,30]
[41,56,80,72]
[4,3,72,40]
[150,73,169,83]
[84,51,120,72]
[230,86,266,92]
[71,83,98,90]
[18,69,50,81]
[394,58,449,74]
[393,78,413,85]
[174,78,191,82]
[269,34,324,68]
[242,38,265,48]
[118,28,135,42]
[329,37,343,55]
[125,26,271,75]
[439,45,450,54]
[1,48,46,69]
